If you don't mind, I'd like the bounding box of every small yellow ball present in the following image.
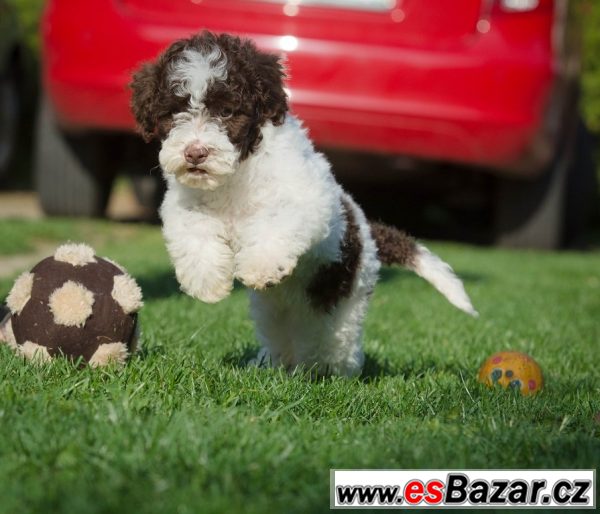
[478,351,543,395]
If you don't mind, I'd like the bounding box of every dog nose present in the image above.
[184,144,209,165]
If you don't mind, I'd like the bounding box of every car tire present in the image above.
[494,116,594,250]
[0,68,19,179]
[35,96,115,217]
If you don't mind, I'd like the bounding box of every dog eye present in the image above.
[220,107,234,118]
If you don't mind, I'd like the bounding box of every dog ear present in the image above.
[232,45,288,159]
[254,52,288,126]
[130,61,164,142]
[236,53,287,159]
[130,40,191,142]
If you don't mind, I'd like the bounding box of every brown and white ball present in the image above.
[1,243,143,366]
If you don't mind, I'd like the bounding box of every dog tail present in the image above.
[369,222,478,317]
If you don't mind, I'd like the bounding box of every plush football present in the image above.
[478,351,544,396]
[1,243,143,366]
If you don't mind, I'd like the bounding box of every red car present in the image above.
[38,0,593,248]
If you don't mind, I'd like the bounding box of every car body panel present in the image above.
[41,0,577,175]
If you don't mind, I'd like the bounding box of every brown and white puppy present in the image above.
[131,31,477,376]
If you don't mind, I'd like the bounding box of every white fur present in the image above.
[410,245,478,317]
[159,111,238,191]
[170,47,227,108]
[158,50,476,376]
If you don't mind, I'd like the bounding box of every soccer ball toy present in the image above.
[1,243,143,366]
[478,351,543,395]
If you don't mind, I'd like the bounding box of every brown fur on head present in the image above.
[130,31,288,159]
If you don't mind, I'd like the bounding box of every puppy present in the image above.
[130,31,477,377]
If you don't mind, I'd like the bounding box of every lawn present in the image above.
[0,219,598,513]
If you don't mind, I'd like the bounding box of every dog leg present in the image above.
[234,242,298,290]
[233,202,333,290]
[233,215,306,290]
[247,290,292,369]
[161,198,234,303]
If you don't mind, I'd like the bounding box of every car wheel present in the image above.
[0,68,19,178]
[494,116,594,250]
[35,96,115,217]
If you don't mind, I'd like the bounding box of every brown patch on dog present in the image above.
[307,199,362,313]
[130,31,288,158]
[369,222,417,267]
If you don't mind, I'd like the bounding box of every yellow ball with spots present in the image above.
[478,351,544,395]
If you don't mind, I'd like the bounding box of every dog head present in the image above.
[130,31,288,190]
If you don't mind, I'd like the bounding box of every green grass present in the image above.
[0,219,87,256]
[0,220,599,513]
[0,218,153,256]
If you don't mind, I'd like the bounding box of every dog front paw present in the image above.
[234,248,297,290]
[195,282,233,304]
[176,269,233,304]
